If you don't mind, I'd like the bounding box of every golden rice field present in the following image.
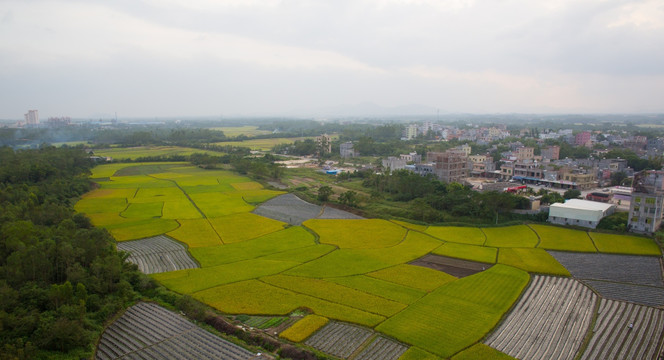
[92,146,227,160]
[76,159,662,359]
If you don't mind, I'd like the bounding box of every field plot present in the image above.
[304,219,407,249]
[391,220,428,232]
[398,347,441,360]
[209,212,286,243]
[548,251,664,306]
[166,219,222,248]
[253,193,323,225]
[194,280,385,327]
[304,321,374,359]
[354,336,408,360]
[431,242,497,264]
[529,224,597,252]
[450,344,515,360]
[189,226,316,267]
[279,314,328,342]
[410,254,492,278]
[120,202,163,219]
[189,192,254,218]
[214,137,311,151]
[376,265,529,358]
[285,231,442,278]
[327,275,426,304]
[93,146,226,160]
[483,225,539,248]
[95,302,253,360]
[116,235,198,274]
[579,299,664,360]
[106,218,180,241]
[425,226,486,245]
[367,264,456,292]
[497,248,570,276]
[484,276,597,360]
[588,232,661,255]
[211,125,272,137]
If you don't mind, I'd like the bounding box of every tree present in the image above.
[338,191,358,207]
[317,186,333,202]
[563,189,581,199]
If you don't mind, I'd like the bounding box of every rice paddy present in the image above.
[77,159,664,359]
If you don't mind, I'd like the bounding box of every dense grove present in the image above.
[0,146,148,358]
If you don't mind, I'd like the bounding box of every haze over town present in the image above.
[2,0,664,119]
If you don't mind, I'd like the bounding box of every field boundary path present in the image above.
[548,251,664,306]
[95,302,259,360]
[117,235,199,274]
[148,175,207,218]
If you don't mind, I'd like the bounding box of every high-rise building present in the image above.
[340,142,357,158]
[315,134,332,154]
[24,110,39,125]
[541,145,560,160]
[628,170,664,234]
[575,131,592,147]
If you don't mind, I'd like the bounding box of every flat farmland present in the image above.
[93,146,227,160]
[213,137,311,151]
[78,161,664,360]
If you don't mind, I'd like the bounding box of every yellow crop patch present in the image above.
[280,315,329,343]
[231,181,263,190]
[167,219,223,248]
[426,226,486,245]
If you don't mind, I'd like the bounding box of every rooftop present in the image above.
[550,199,614,212]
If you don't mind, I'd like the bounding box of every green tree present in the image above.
[317,186,333,202]
[338,191,358,207]
[563,189,581,199]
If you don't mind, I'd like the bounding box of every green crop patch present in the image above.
[75,197,127,214]
[376,265,529,358]
[152,259,300,294]
[391,220,429,232]
[193,280,385,327]
[189,226,316,266]
[81,188,136,199]
[121,202,163,219]
[261,274,407,317]
[280,315,329,343]
[240,189,286,204]
[285,231,440,278]
[431,242,497,264]
[328,275,426,304]
[167,219,223,248]
[483,225,539,248]
[107,218,179,241]
[399,347,442,360]
[497,248,571,276]
[91,163,135,178]
[112,162,189,176]
[426,226,486,245]
[450,344,516,360]
[181,184,236,194]
[530,224,597,252]
[589,232,661,256]
[190,193,254,217]
[162,200,202,219]
[209,213,286,243]
[304,219,407,249]
[368,264,456,292]
[262,244,337,263]
[101,175,174,189]
[131,187,186,202]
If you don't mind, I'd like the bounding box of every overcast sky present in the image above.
[1,0,663,119]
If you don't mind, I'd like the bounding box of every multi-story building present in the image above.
[458,144,472,156]
[541,145,560,161]
[24,110,39,125]
[468,154,495,177]
[427,150,468,183]
[561,171,597,190]
[340,142,357,158]
[513,160,543,179]
[400,152,422,163]
[514,147,534,161]
[628,170,664,234]
[382,157,407,173]
[575,131,592,147]
[404,124,418,140]
[500,161,514,180]
[315,134,332,154]
[46,116,71,127]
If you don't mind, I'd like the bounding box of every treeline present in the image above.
[0,146,151,357]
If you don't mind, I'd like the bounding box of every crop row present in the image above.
[485,275,596,360]
[354,336,408,360]
[305,321,373,359]
[582,280,664,307]
[117,236,198,274]
[96,302,254,360]
[580,299,664,360]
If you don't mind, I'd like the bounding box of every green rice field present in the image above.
[76,160,663,359]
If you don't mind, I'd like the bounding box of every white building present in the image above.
[24,110,39,125]
[548,199,616,229]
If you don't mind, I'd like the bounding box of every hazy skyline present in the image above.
[1,0,663,119]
